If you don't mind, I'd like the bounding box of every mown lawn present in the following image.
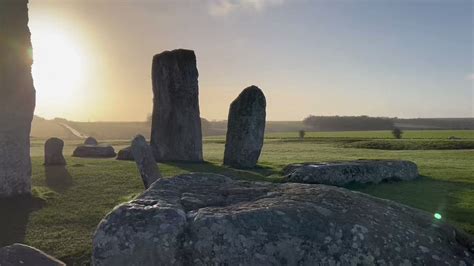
[2,130,473,265]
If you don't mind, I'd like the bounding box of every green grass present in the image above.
[345,139,474,150]
[2,130,473,265]
[265,129,474,139]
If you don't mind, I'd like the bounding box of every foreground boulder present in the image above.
[283,160,419,186]
[72,144,116,158]
[44,137,66,165]
[0,0,36,197]
[116,146,134,161]
[0,243,65,266]
[223,86,266,168]
[92,173,472,265]
[131,135,161,188]
[150,49,203,162]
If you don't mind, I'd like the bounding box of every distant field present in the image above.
[2,129,473,264]
[265,130,474,139]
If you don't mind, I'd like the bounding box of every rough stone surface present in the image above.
[0,0,36,197]
[92,173,473,266]
[131,135,160,188]
[44,138,66,166]
[224,86,266,168]
[84,137,98,146]
[72,144,116,158]
[283,160,419,186]
[0,243,65,266]
[150,49,203,162]
[116,146,134,161]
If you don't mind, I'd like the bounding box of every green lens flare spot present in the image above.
[434,213,442,220]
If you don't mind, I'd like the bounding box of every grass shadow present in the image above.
[45,166,73,193]
[163,161,281,182]
[0,195,44,247]
[347,175,474,234]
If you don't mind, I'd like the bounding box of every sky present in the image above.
[29,0,473,122]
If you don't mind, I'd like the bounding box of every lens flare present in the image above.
[434,213,442,220]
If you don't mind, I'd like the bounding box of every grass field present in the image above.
[2,130,473,265]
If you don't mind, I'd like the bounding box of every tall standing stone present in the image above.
[0,0,36,197]
[224,86,266,168]
[150,49,203,162]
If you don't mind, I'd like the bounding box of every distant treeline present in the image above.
[303,115,474,131]
[303,116,394,131]
[395,118,474,130]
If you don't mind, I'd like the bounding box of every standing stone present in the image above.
[44,138,66,166]
[150,49,203,162]
[131,135,161,189]
[224,86,266,168]
[0,0,36,197]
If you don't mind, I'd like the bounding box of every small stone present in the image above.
[84,137,98,146]
[44,137,66,166]
[72,144,116,158]
[116,146,134,161]
[131,135,161,189]
[283,160,419,186]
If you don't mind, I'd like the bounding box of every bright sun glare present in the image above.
[31,22,86,118]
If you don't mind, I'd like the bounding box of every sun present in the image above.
[31,21,86,118]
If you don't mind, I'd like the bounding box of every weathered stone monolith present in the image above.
[0,0,36,197]
[131,135,161,189]
[44,138,66,166]
[150,49,203,162]
[223,86,266,168]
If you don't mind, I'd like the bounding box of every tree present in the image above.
[392,127,403,139]
[299,130,306,139]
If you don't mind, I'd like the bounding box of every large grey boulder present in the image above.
[0,0,36,197]
[131,135,161,188]
[224,86,266,168]
[44,137,66,166]
[283,160,419,186]
[92,173,473,266]
[72,144,116,158]
[116,146,134,161]
[150,49,203,162]
[0,243,65,266]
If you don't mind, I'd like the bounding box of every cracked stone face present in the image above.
[92,173,473,265]
[0,0,36,197]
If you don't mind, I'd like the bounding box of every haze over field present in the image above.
[28,0,473,122]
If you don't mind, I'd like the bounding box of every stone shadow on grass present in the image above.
[163,161,281,182]
[346,175,474,235]
[0,195,44,247]
[45,166,73,193]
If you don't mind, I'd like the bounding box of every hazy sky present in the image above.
[29,0,473,121]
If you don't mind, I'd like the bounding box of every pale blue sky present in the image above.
[30,0,473,121]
